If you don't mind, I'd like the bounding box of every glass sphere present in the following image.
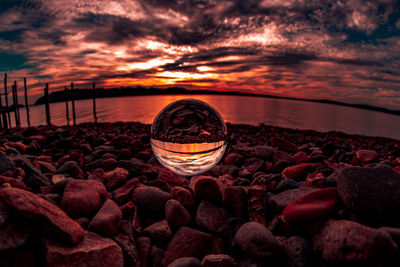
[151,99,227,176]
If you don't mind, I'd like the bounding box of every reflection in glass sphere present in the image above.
[151,99,227,176]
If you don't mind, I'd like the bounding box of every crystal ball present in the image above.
[151,99,227,176]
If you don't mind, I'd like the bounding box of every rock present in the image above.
[274,178,299,193]
[0,210,30,251]
[379,227,400,246]
[136,236,151,267]
[268,187,314,214]
[44,231,124,267]
[253,146,275,161]
[224,152,244,166]
[337,165,400,224]
[165,199,191,226]
[112,178,139,204]
[36,160,57,174]
[150,245,164,267]
[102,158,118,171]
[57,161,85,179]
[103,167,129,191]
[171,187,194,208]
[313,219,398,265]
[309,149,324,162]
[0,187,84,244]
[234,222,282,259]
[211,165,239,176]
[118,158,143,177]
[293,151,310,163]
[0,151,16,174]
[196,200,230,233]
[132,186,171,217]
[271,137,299,153]
[356,149,379,163]
[239,158,264,177]
[282,187,338,223]
[282,163,316,181]
[272,151,296,172]
[201,254,237,267]
[158,168,188,187]
[61,179,107,217]
[162,227,212,266]
[279,236,312,267]
[143,219,172,242]
[168,257,201,267]
[0,175,26,189]
[191,176,223,203]
[89,199,122,236]
[223,186,247,217]
[13,156,50,188]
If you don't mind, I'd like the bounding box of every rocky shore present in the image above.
[1,122,400,267]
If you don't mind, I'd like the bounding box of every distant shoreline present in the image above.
[34,87,400,116]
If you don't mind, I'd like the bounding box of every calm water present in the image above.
[10,95,400,140]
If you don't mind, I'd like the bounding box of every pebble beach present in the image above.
[1,122,400,267]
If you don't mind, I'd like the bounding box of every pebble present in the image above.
[88,199,122,236]
[165,199,192,226]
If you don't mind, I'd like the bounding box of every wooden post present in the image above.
[92,82,97,124]
[65,86,70,126]
[71,82,76,126]
[24,78,30,127]
[4,74,11,128]
[13,81,21,128]
[0,75,4,128]
[44,83,51,126]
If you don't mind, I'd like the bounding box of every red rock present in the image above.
[239,158,264,177]
[0,210,30,251]
[356,149,379,163]
[61,179,107,217]
[44,231,123,267]
[16,167,26,179]
[36,160,57,174]
[132,186,171,217]
[136,150,152,161]
[247,185,268,226]
[162,227,212,266]
[0,187,84,244]
[102,158,118,171]
[87,168,105,182]
[282,187,338,224]
[136,236,151,267]
[282,163,316,181]
[196,200,230,233]
[223,186,247,217]
[168,257,201,267]
[158,168,188,187]
[103,167,129,190]
[223,152,244,166]
[0,175,26,189]
[4,141,27,153]
[271,137,299,153]
[191,176,223,203]
[201,254,237,267]
[272,150,296,172]
[89,199,122,236]
[112,221,139,266]
[305,172,325,187]
[112,178,139,204]
[171,187,194,208]
[143,219,172,242]
[165,199,191,226]
[119,148,132,159]
[294,151,310,163]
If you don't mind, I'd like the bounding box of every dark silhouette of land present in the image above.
[34,86,400,116]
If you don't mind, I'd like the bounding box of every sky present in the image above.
[1,0,400,109]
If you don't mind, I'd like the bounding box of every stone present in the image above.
[168,257,201,267]
[268,187,314,214]
[44,231,124,267]
[191,176,223,203]
[279,236,312,267]
[239,158,264,177]
[36,160,57,174]
[112,178,139,204]
[313,219,398,265]
[0,175,26,189]
[132,186,171,217]
[57,161,85,179]
[13,156,51,188]
[61,179,107,217]
[274,178,299,193]
[271,137,299,153]
[196,200,230,233]
[253,146,275,161]
[224,152,244,166]
[89,199,122,236]
[171,187,194,208]
[272,151,296,172]
[150,245,164,267]
[102,158,118,171]
[293,151,310,163]
[223,186,247,217]
[136,236,151,267]
[158,168,188,187]
[247,185,268,226]
[282,187,338,223]
[337,165,400,224]
[201,254,237,267]
[162,227,212,266]
[0,210,30,251]
[103,167,129,191]
[0,151,16,174]
[234,222,282,259]
[118,158,143,176]
[112,221,138,267]
[0,187,84,244]
[356,149,379,163]
[165,199,191,226]
[143,219,172,242]
[282,163,316,181]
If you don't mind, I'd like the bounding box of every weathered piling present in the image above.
[92,82,98,124]
[0,75,4,128]
[4,74,10,128]
[24,78,30,127]
[12,81,21,128]
[44,83,51,126]
[71,82,76,126]
[65,86,70,126]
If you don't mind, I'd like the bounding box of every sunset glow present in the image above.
[1,0,399,109]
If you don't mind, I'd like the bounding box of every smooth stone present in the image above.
[0,151,16,174]
[165,199,191,226]
[13,156,51,188]
[239,158,264,177]
[0,210,30,251]
[143,219,172,242]
[168,257,201,267]
[0,175,26,189]
[356,149,379,163]
[268,187,314,214]
[282,163,316,181]
[274,178,299,193]
[191,176,223,203]
[223,186,247,217]
[56,161,85,179]
[89,199,122,236]
[132,186,171,217]
[196,200,230,233]
[112,178,139,204]
[271,137,299,153]
[112,221,139,267]
[272,151,296,172]
[103,167,129,191]
[201,254,237,267]
[158,168,188,187]
[118,158,143,176]
[224,152,244,166]
[253,146,275,161]
[171,187,194,208]
[0,187,84,244]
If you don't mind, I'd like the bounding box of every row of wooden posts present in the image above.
[0,73,98,129]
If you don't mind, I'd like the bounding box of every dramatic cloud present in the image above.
[1,0,399,108]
